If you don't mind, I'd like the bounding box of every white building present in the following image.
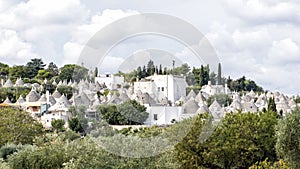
[95,74,124,89]
[144,106,183,125]
[201,81,231,96]
[134,74,187,103]
[40,95,71,129]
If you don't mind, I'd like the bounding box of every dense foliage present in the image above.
[97,100,149,125]
[0,87,31,103]
[276,107,300,168]
[207,93,233,107]
[0,107,44,146]
[0,109,298,168]
[227,76,264,92]
[175,111,278,169]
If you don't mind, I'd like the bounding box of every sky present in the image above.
[0,0,299,95]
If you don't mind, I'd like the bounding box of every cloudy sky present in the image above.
[0,0,299,94]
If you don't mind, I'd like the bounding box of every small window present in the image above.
[52,114,55,116]
[161,87,164,91]
[154,114,158,120]
[158,87,160,91]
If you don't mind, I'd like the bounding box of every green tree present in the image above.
[268,97,277,113]
[146,60,155,76]
[41,81,56,94]
[117,100,149,125]
[25,58,46,79]
[57,85,74,99]
[0,62,9,78]
[68,117,84,133]
[192,65,209,87]
[59,64,88,82]
[250,159,291,169]
[97,100,148,125]
[175,111,278,169]
[46,62,59,78]
[159,64,163,75]
[94,67,98,77]
[276,107,300,168]
[207,94,233,107]
[51,119,65,132]
[0,108,44,146]
[217,62,222,85]
[173,63,190,76]
[9,65,27,81]
[209,71,217,85]
[97,104,119,125]
[35,69,51,80]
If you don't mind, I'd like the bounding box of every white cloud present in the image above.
[205,23,300,94]
[0,0,299,94]
[0,0,89,29]
[268,38,300,65]
[0,29,37,65]
[69,9,139,44]
[223,0,300,24]
[99,55,125,73]
[62,9,139,66]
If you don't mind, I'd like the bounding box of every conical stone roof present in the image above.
[186,90,196,100]
[15,78,24,87]
[3,97,11,104]
[26,89,40,102]
[183,98,199,114]
[3,79,13,88]
[52,90,62,99]
[38,94,47,102]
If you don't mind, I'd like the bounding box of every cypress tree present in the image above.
[217,63,222,85]
[268,97,277,113]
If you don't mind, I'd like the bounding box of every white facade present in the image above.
[40,102,71,128]
[201,81,231,96]
[134,74,187,103]
[95,74,124,89]
[144,106,183,125]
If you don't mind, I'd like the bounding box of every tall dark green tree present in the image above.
[94,67,98,77]
[159,64,163,75]
[25,58,46,79]
[217,62,222,85]
[268,97,277,113]
[146,60,155,76]
[46,62,58,79]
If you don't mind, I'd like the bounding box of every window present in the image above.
[161,87,164,91]
[154,114,158,120]
[32,106,38,111]
[158,87,160,91]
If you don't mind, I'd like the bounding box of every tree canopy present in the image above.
[97,100,148,125]
[0,107,44,146]
[276,107,300,168]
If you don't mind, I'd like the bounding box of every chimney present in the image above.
[46,90,50,104]
[225,84,228,94]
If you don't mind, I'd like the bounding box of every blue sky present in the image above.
[0,0,299,94]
